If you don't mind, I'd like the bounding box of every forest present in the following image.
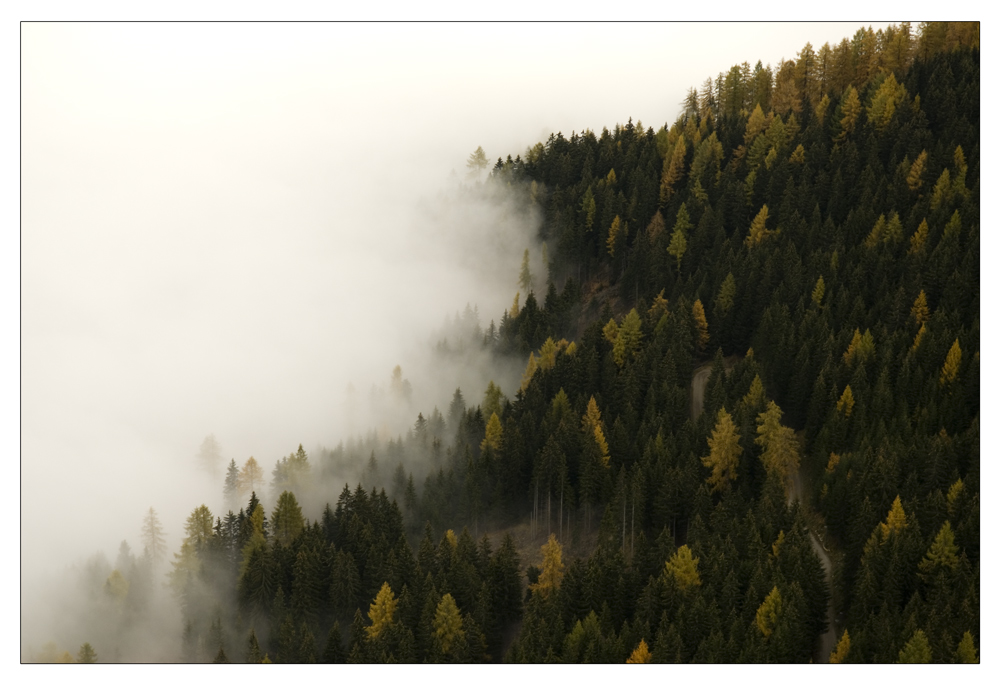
[37,21,978,664]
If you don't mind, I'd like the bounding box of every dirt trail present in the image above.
[690,361,836,663]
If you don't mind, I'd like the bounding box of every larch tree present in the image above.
[530,534,565,599]
[917,521,959,581]
[907,150,928,190]
[239,457,264,499]
[482,380,506,419]
[836,385,855,417]
[433,593,465,656]
[829,630,851,663]
[754,401,800,487]
[811,275,826,307]
[692,300,709,353]
[908,218,929,255]
[755,586,783,637]
[509,291,520,319]
[659,134,687,202]
[910,290,930,325]
[626,639,652,663]
[606,215,627,258]
[223,459,240,512]
[366,582,398,640]
[581,397,610,468]
[843,328,875,366]
[480,413,503,452]
[612,309,643,367]
[663,545,701,590]
[956,631,977,664]
[835,85,861,141]
[270,491,305,547]
[196,434,223,477]
[466,146,488,176]
[520,352,538,393]
[879,495,908,542]
[939,339,962,386]
[897,630,931,663]
[667,204,692,269]
[745,204,774,248]
[702,407,742,493]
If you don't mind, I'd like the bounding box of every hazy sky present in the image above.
[20,22,896,641]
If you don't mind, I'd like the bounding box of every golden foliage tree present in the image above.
[910,290,930,325]
[606,215,625,257]
[907,150,928,190]
[836,86,861,141]
[530,534,565,599]
[897,630,931,663]
[755,401,800,486]
[626,639,652,663]
[741,374,765,413]
[811,275,826,307]
[649,289,669,321]
[836,385,855,417]
[917,521,959,581]
[582,396,610,468]
[745,204,774,247]
[659,134,687,202]
[956,631,978,664]
[238,456,264,499]
[480,412,503,452]
[879,495,908,542]
[755,586,783,637]
[829,630,851,663]
[908,218,929,255]
[612,309,643,367]
[939,339,962,386]
[366,582,398,639]
[520,351,538,393]
[510,291,520,319]
[692,299,709,353]
[664,545,701,590]
[843,328,875,366]
[702,407,742,493]
[432,593,465,655]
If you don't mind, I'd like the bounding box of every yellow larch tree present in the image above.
[908,218,929,255]
[659,134,687,203]
[238,456,264,499]
[939,339,962,386]
[664,545,701,590]
[626,639,652,663]
[835,86,861,141]
[755,586,783,637]
[702,407,742,493]
[811,275,826,307]
[836,385,855,417]
[754,401,800,487]
[480,412,503,452]
[520,352,538,393]
[582,397,610,468]
[432,593,465,655]
[692,299,710,353]
[612,309,643,367]
[829,630,851,663]
[956,631,978,664]
[879,495,908,542]
[606,215,623,257]
[648,289,669,321]
[907,150,927,191]
[530,534,565,599]
[745,204,774,248]
[910,290,930,325]
[366,582,398,639]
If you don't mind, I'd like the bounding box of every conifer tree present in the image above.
[908,218,929,255]
[626,638,652,663]
[607,215,624,257]
[811,276,826,307]
[835,86,861,141]
[716,274,736,315]
[663,545,701,590]
[239,457,264,499]
[366,582,398,639]
[519,249,533,293]
[897,630,931,663]
[907,150,927,190]
[879,495,908,541]
[612,309,643,367]
[910,290,930,325]
[270,491,304,547]
[581,397,610,468]
[76,642,97,663]
[829,630,850,663]
[755,586,782,637]
[433,593,465,657]
[323,623,345,664]
[530,534,565,599]
[939,339,962,386]
[702,407,742,493]
[667,204,691,268]
[754,401,800,487]
[745,205,773,248]
[246,629,263,663]
[141,507,167,567]
[510,291,520,319]
[692,300,709,353]
[481,413,503,452]
[956,631,977,663]
[917,521,959,580]
[836,385,855,417]
[224,459,240,511]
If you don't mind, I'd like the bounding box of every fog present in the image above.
[20,21,890,661]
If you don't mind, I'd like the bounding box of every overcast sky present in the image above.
[21,22,897,635]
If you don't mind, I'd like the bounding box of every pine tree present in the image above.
[223,459,240,511]
[907,150,927,190]
[196,434,223,476]
[212,647,231,663]
[836,86,861,140]
[939,339,962,386]
[607,215,624,257]
[323,623,345,663]
[245,629,263,663]
[716,274,736,315]
[239,457,264,499]
[897,629,931,663]
[519,249,533,293]
[581,397,610,468]
[667,204,691,268]
[908,218,929,255]
[702,407,742,493]
[76,642,97,663]
[626,638,652,663]
[917,521,959,580]
[879,495,908,542]
[612,309,643,367]
[910,290,930,325]
[141,507,167,567]
[829,630,850,663]
[663,545,701,590]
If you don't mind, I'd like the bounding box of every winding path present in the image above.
[690,362,837,663]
